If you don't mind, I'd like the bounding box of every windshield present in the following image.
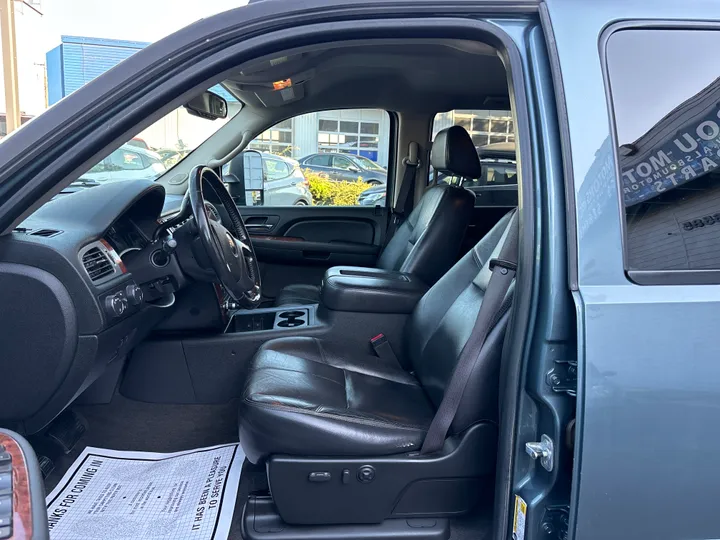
[69,94,240,191]
[349,155,385,171]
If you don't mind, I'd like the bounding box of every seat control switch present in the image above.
[357,465,375,483]
[308,472,331,483]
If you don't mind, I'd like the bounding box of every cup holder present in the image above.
[275,308,309,329]
[277,319,305,328]
[278,310,304,319]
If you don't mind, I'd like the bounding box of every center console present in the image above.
[226,305,318,333]
[320,266,428,314]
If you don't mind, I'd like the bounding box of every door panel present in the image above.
[239,205,387,301]
[284,219,375,244]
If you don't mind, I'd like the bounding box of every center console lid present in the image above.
[321,266,428,314]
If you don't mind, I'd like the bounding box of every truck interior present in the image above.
[0,28,575,540]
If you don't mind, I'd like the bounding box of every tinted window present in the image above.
[607,29,720,271]
[308,155,331,167]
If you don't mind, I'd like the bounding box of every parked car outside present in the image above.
[359,142,517,206]
[299,152,387,184]
[78,144,166,185]
[223,152,313,207]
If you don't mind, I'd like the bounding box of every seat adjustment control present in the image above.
[308,472,331,483]
[357,465,375,483]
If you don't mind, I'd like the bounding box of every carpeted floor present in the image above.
[41,394,492,540]
[44,394,239,493]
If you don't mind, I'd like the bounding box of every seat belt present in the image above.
[385,142,420,244]
[420,212,519,454]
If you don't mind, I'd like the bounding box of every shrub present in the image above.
[304,169,372,206]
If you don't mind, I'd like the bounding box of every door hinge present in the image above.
[546,360,577,396]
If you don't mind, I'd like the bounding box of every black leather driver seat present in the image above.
[274,126,479,306]
[239,210,516,463]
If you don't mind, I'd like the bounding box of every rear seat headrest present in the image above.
[430,125,482,179]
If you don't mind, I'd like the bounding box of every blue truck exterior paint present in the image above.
[546,1,720,538]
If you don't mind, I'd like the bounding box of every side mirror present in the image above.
[226,150,265,205]
[184,90,228,120]
[348,165,360,173]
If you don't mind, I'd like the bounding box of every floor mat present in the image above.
[45,396,239,494]
[46,443,244,540]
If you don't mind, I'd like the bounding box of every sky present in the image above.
[40,0,249,44]
[2,0,249,115]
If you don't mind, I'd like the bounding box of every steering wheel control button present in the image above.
[357,465,376,483]
[308,472,332,483]
[125,284,144,305]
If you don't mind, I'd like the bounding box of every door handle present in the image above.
[245,223,273,230]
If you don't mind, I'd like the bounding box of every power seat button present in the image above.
[357,465,375,483]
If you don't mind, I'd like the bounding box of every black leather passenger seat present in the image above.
[239,209,517,463]
[274,126,480,306]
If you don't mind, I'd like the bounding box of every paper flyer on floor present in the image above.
[45,443,244,540]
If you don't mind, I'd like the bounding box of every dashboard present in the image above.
[0,180,197,435]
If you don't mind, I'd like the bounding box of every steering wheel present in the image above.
[189,165,261,309]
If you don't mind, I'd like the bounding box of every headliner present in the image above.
[222,39,509,115]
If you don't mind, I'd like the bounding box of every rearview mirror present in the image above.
[184,90,228,120]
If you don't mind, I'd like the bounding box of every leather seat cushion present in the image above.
[275,283,321,306]
[239,337,435,463]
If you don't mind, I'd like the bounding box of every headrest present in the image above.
[430,125,482,179]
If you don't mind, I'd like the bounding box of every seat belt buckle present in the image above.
[370,333,398,362]
[488,258,517,275]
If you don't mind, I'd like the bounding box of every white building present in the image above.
[248,108,514,167]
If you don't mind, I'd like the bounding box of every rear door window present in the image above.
[606,29,720,273]
[307,155,331,167]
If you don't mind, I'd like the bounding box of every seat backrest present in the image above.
[406,210,516,433]
[377,126,479,286]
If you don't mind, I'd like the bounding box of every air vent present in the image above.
[82,247,114,282]
[30,228,62,237]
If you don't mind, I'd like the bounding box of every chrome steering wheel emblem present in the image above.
[226,232,239,257]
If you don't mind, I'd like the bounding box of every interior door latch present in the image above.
[525,434,554,472]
